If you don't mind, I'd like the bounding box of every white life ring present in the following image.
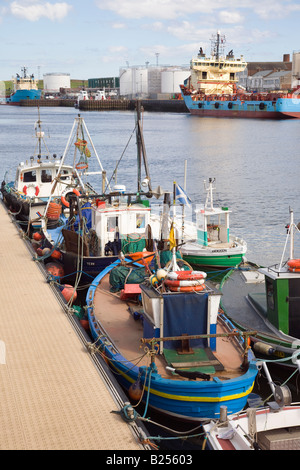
[23,184,40,197]
[167,270,207,281]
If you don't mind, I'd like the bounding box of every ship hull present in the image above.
[182,93,300,120]
[7,89,41,103]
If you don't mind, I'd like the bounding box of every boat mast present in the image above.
[290,207,294,260]
[204,178,216,210]
[135,100,152,194]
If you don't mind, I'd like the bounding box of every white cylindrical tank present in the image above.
[161,70,191,94]
[120,67,149,97]
[43,73,71,92]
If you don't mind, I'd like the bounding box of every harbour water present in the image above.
[1,105,300,267]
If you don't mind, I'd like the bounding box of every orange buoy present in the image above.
[45,262,64,279]
[288,259,300,269]
[51,249,62,260]
[33,232,43,241]
[128,380,143,401]
[80,319,90,331]
[60,284,77,303]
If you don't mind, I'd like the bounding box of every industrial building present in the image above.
[119,65,190,99]
[88,77,119,89]
[43,73,71,93]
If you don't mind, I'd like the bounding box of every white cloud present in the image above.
[95,0,218,20]
[112,23,126,29]
[95,0,300,21]
[218,10,244,24]
[10,1,72,21]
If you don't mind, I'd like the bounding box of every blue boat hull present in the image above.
[182,93,300,119]
[86,261,258,422]
[8,89,41,103]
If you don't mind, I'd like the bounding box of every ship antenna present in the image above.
[211,31,226,60]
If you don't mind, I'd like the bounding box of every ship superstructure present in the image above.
[181,32,300,119]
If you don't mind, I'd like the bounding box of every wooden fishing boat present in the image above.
[86,254,258,422]
[39,104,158,282]
[220,208,300,367]
[180,178,247,268]
[0,113,76,230]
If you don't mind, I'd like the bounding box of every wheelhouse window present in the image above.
[136,213,146,229]
[23,170,36,182]
[41,169,52,183]
[107,216,119,232]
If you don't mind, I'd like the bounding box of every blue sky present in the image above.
[0,0,300,80]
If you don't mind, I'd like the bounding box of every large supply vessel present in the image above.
[7,67,41,103]
[180,32,300,119]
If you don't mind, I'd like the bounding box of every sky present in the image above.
[0,0,300,81]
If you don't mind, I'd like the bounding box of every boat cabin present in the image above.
[196,206,230,246]
[92,194,151,257]
[255,266,300,339]
[15,157,74,199]
[140,283,221,354]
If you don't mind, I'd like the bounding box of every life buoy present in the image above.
[167,270,207,281]
[288,267,300,273]
[167,284,206,293]
[61,188,81,207]
[164,279,205,288]
[23,184,40,197]
[287,259,300,269]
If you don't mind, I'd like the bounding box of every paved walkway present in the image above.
[0,202,144,450]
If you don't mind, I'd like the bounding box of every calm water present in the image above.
[1,104,300,266]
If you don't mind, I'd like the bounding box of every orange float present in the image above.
[167,284,206,293]
[287,259,300,273]
[167,270,207,281]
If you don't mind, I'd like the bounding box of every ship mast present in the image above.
[211,31,226,60]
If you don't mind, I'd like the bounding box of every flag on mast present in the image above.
[175,183,192,207]
[168,222,176,251]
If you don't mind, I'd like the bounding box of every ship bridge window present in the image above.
[41,169,52,183]
[23,170,36,183]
